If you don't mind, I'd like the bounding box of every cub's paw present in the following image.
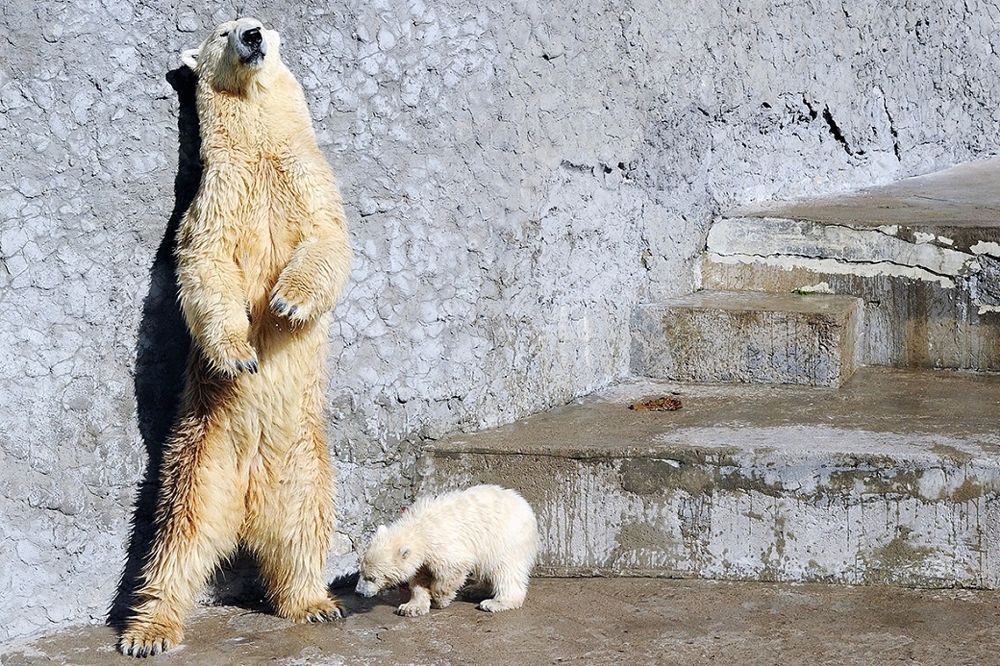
[430,590,458,609]
[118,619,183,657]
[270,283,315,325]
[396,600,430,617]
[213,335,258,377]
[478,598,520,613]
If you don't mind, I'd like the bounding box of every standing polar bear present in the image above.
[356,485,539,616]
[119,18,352,657]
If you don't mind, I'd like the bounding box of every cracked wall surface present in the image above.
[4,0,1000,641]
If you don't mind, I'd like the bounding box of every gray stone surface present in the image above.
[4,0,1000,643]
[630,291,862,386]
[704,159,1000,369]
[420,368,1000,588]
[732,156,1000,228]
[5,578,1000,665]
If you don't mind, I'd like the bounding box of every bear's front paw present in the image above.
[215,335,258,377]
[396,600,430,617]
[118,619,184,657]
[270,284,314,325]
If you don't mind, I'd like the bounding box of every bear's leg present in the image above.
[397,567,433,617]
[119,413,246,657]
[243,427,344,622]
[430,567,468,609]
[460,577,493,601]
[478,562,531,613]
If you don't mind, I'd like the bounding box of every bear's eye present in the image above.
[219,31,229,37]
[364,576,376,583]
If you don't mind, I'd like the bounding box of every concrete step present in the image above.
[704,157,1000,370]
[417,367,1000,588]
[630,290,862,387]
[11,579,1000,665]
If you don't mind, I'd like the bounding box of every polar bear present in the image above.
[119,18,352,657]
[355,485,539,616]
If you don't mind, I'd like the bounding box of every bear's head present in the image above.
[355,524,420,598]
[181,18,281,93]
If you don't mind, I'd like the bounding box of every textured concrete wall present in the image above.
[3,0,1000,641]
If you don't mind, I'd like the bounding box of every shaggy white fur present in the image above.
[357,485,539,616]
[118,18,351,658]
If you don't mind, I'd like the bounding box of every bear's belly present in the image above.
[222,314,329,455]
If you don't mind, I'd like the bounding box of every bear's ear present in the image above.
[181,48,200,71]
[376,524,387,536]
[399,546,411,560]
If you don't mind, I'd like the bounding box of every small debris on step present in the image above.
[628,396,682,411]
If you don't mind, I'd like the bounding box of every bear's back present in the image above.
[413,485,536,534]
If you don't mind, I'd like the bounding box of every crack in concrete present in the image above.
[707,217,983,287]
[707,252,960,288]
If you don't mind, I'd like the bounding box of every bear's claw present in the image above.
[306,607,344,622]
[269,285,313,324]
[118,620,182,658]
[119,637,171,658]
[234,357,258,374]
[214,335,259,377]
[271,296,298,318]
[282,595,346,623]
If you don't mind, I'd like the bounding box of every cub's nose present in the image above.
[241,27,262,49]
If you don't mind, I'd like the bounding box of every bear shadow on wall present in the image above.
[108,65,268,628]
[107,65,197,629]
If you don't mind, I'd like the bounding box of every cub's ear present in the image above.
[399,546,411,560]
[181,48,200,71]
[376,524,387,536]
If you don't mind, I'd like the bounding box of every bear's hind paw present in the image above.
[282,596,345,623]
[306,606,344,623]
[118,620,183,657]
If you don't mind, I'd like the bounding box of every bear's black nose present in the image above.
[241,27,262,49]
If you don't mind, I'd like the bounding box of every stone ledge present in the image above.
[419,368,1000,588]
[630,290,862,387]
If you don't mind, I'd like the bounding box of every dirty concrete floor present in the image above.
[4,578,1000,666]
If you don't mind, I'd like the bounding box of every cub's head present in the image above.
[355,524,419,598]
[181,17,281,93]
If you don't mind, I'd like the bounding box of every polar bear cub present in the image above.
[356,485,539,616]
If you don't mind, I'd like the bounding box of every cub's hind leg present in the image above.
[479,561,532,613]
[430,567,469,609]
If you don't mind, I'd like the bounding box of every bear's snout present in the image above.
[232,24,267,65]
[242,28,262,49]
[355,579,380,598]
